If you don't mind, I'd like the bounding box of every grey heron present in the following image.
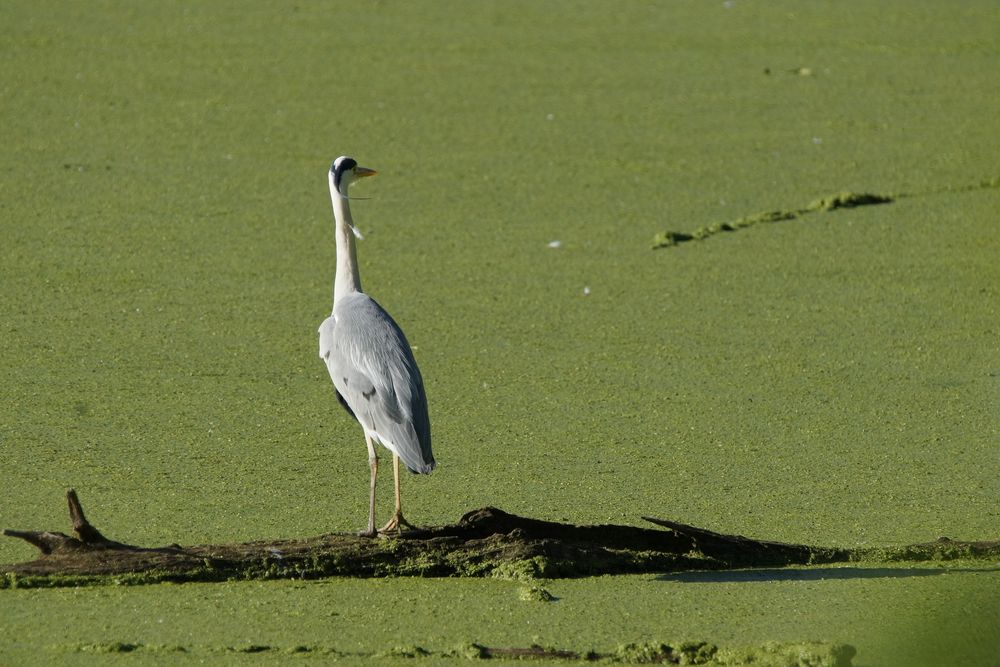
[318,156,435,536]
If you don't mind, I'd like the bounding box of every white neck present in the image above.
[330,175,362,306]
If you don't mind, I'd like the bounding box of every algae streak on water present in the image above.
[652,190,894,248]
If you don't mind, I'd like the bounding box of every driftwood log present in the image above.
[3,490,998,587]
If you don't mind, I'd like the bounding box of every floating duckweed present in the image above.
[713,640,856,667]
[807,192,893,212]
[454,642,489,659]
[614,641,674,663]
[381,645,432,658]
[75,642,140,653]
[518,584,556,602]
[654,192,894,249]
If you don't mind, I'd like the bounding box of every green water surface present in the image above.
[2,2,998,666]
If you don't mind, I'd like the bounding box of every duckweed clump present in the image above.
[653,189,901,249]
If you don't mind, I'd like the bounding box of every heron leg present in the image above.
[379,454,414,534]
[360,432,378,537]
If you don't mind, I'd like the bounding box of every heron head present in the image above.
[330,156,377,198]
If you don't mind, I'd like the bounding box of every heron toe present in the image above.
[378,512,415,535]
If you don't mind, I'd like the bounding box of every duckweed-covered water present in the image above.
[2,2,998,665]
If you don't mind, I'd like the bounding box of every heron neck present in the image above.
[332,193,362,305]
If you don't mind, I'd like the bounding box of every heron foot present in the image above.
[378,512,415,535]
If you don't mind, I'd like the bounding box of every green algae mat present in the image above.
[2,1,999,666]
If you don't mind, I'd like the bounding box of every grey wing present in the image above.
[319,316,359,421]
[319,294,434,474]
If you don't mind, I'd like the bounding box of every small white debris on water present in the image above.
[548,240,562,248]
[583,286,591,296]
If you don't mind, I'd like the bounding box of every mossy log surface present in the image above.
[3,490,998,588]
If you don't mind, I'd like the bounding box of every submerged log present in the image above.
[3,490,998,587]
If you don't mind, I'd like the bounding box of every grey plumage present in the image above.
[319,292,434,474]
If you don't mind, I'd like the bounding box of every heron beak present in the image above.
[355,167,377,178]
